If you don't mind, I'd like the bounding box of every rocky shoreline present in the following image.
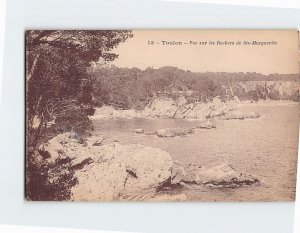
[91,96,261,121]
[31,96,268,201]
[37,132,260,201]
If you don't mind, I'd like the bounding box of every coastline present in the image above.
[90,97,297,121]
[33,98,299,201]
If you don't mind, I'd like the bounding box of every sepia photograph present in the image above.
[25,30,300,201]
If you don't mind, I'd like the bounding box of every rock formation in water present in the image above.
[221,110,260,120]
[171,162,259,188]
[132,120,217,138]
[155,128,194,138]
[131,128,144,134]
[38,132,260,201]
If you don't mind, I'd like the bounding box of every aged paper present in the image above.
[26,30,299,201]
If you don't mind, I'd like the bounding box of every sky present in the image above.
[112,30,299,75]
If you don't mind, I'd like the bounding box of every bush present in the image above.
[26,150,78,201]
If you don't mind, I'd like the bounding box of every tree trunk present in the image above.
[26,54,40,82]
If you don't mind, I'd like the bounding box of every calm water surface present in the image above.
[93,104,299,201]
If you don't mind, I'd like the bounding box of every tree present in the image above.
[26,30,133,148]
[25,30,133,201]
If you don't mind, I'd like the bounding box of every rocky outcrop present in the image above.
[91,96,247,120]
[131,128,144,134]
[38,132,173,201]
[71,143,173,201]
[170,162,259,188]
[143,98,179,118]
[144,96,231,119]
[131,120,216,138]
[132,120,216,138]
[156,128,194,138]
[38,132,260,201]
[221,110,260,120]
[38,132,85,164]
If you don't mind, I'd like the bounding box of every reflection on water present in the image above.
[93,104,299,201]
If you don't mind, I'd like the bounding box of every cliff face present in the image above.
[229,81,299,101]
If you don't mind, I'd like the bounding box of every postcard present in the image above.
[25,30,299,201]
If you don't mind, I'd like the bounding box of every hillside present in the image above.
[91,66,299,109]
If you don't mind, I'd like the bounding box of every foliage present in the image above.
[26,30,133,148]
[91,66,299,109]
[26,150,78,201]
[26,30,133,200]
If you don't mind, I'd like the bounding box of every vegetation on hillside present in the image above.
[26,30,133,200]
[92,65,299,110]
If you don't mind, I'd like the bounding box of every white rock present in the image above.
[182,162,259,188]
[71,143,173,201]
[171,164,186,184]
[132,128,144,134]
[40,133,174,201]
[90,97,239,120]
